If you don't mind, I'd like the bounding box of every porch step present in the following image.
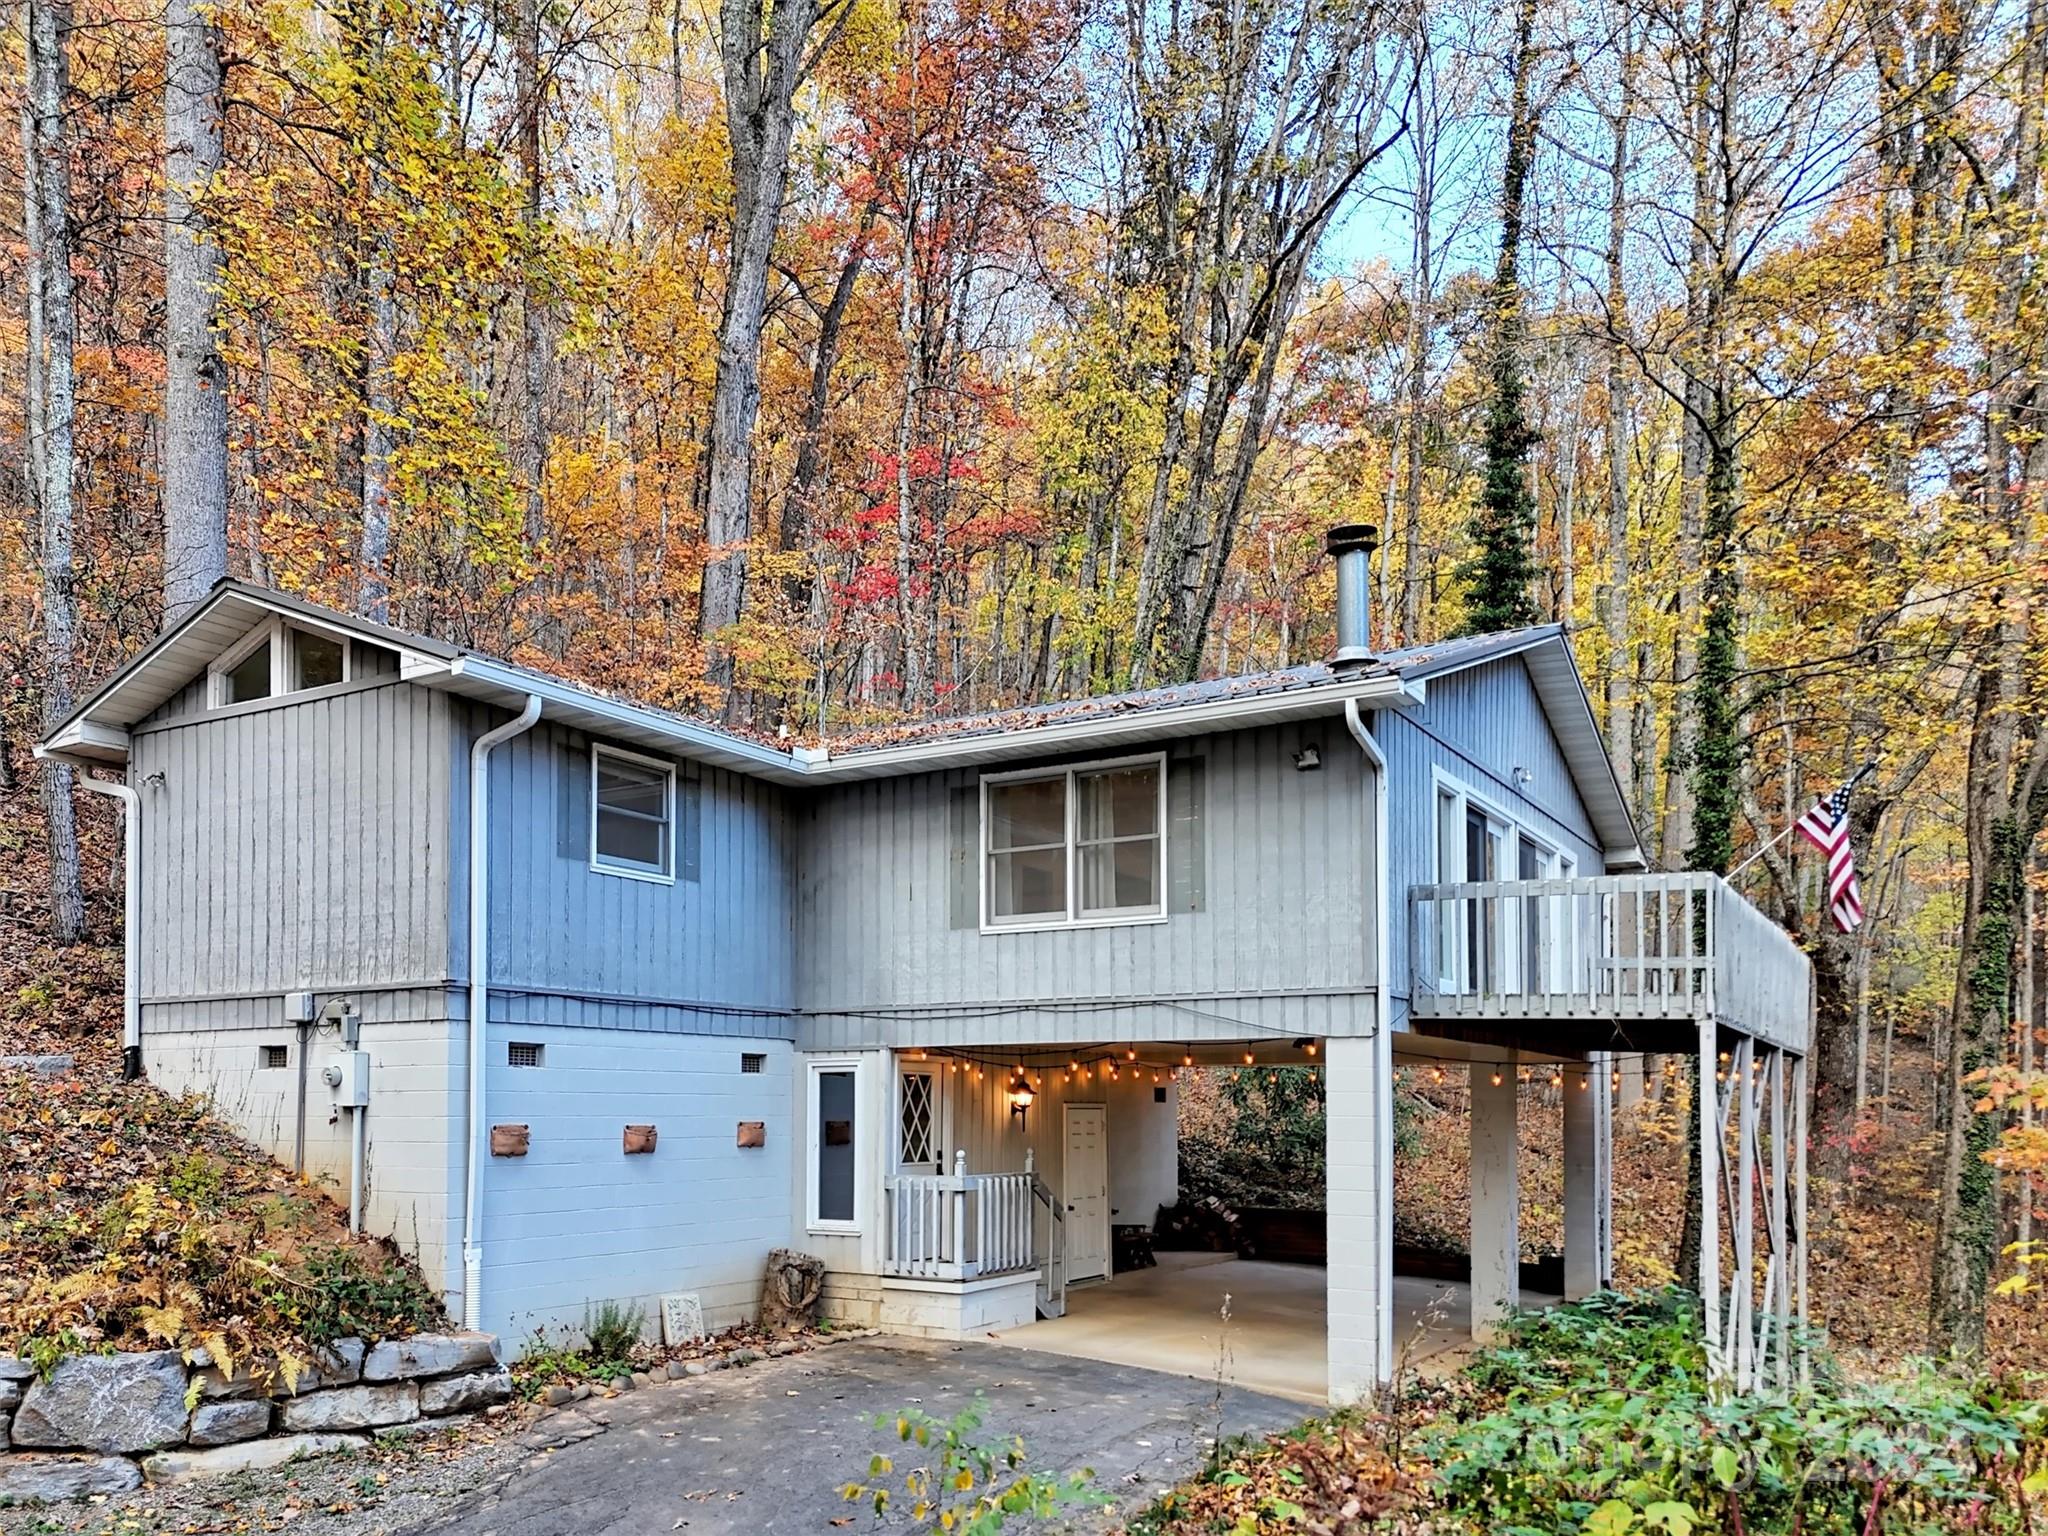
[1035,1295,1066,1320]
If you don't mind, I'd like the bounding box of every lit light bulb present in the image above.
[1243,1051,1255,1066]
[1491,1070,1503,1088]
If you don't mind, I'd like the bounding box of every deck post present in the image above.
[1562,1056,1612,1298]
[1325,1035,1391,1403]
[1700,1018,1725,1383]
[1468,1063,1520,1342]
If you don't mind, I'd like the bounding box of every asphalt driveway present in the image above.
[411,1337,1307,1535]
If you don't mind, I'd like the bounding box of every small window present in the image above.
[225,640,274,704]
[982,756,1164,929]
[259,1043,289,1069]
[508,1041,544,1068]
[740,1052,766,1074]
[592,747,675,881]
[809,1062,861,1230]
[294,631,345,690]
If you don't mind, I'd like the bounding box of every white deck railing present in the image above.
[883,1151,1038,1281]
[1409,873,1810,1052]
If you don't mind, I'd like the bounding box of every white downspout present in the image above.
[1343,696,1396,1383]
[462,695,542,1332]
[36,750,141,1081]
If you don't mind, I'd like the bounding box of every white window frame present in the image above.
[207,616,357,709]
[589,743,677,885]
[806,1056,865,1234]
[1431,768,1575,994]
[979,752,1169,934]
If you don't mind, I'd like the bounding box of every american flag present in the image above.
[1795,781,1864,933]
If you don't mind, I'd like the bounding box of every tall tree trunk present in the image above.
[29,0,85,945]
[704,0,847,702]
[1931,0,2045,1363]
[516,0,546,547]
[162,0,229,624]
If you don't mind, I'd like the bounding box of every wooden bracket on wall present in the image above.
[624,1124,658,1155]
[490,1124,529,1157]
[737,1121,765,1148]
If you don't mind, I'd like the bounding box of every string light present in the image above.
[1182,1050,1194,1067]
[1243,1051,1255,1066]
[1491,1070,1504,1088]
[1551,1069,1564,1088]
[1126,1048,1137,1062]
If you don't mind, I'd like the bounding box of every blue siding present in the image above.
[452,710,798,1037]
[1379,655,1605,1024]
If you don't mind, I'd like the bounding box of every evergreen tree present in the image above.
[1456,0,1544,636]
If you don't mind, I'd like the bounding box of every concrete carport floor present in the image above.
[405,1337,1302,1536]
[987,1251,1517,1403]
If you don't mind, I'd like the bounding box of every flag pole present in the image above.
[1728,760,1879,882]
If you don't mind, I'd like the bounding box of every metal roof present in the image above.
[40,582,1643,861]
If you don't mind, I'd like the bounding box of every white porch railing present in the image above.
[883,1151,1039,1282]
[1409,873,1810,1052]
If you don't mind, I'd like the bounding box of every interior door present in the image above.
[1064,1104,1110,1281]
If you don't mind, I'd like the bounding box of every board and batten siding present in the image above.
[451,710,798,1039]
[128,678,459,1012]
[1378,654,1608,1020]
[795,721,1377,1051]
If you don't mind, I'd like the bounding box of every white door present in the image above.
[1064,1104,1110,1281]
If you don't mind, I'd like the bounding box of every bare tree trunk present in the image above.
[28,0,85,944]
[359,248,394,620]
[162,0,229,624]
[703,0,848,701]
[516,0,546,547]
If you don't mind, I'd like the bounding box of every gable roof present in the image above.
[40,580,1645,864]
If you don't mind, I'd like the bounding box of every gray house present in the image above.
[37,530,1813,1402]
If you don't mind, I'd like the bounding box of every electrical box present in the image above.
[284,991,317,1023]
[324,1050,371,1108]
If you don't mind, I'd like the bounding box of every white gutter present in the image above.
[35,747,142,1081]
[1342,696,1396,1383]
[462,694,543,1332]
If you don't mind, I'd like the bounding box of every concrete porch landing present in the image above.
[988,1251,1523,1404]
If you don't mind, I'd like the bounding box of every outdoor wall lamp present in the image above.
[1008,1069,1035,1125]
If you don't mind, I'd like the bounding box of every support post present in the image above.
[1562,1056,1612,1298]
[1325,1034,1392,1404]
[1469,1063,1519,1341]
[1699,1019,1724,1383]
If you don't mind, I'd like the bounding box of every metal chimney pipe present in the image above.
[1326,523,1381,668]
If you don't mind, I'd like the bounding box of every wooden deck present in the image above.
[1407,873,1810,1055]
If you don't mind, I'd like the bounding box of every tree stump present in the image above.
[759,1248,826,1335]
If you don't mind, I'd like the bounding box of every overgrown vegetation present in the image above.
[1129,1291,2048,1535]
[0,1060,445,1386]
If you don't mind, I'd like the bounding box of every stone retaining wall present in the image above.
[0,1332,509,1502]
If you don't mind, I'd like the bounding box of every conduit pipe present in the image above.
[462,694,543,1331]
[36,749,142,1081]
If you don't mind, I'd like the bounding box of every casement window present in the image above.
[207,617,390,709]
[807,1059,863,1232]
[591,745,675,883]
[981,754,1166,931]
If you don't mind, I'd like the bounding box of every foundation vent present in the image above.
[508,1041,544,1068]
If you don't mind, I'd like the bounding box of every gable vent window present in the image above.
[209,617,380,711]
[740,1053,766,1074]
[591,746,676,882]
[259,1044,289,1069]
[508,1041,544,1068]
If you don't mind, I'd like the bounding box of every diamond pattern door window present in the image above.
[899,1072,936,1168]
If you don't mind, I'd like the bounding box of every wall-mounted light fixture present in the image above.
[1008,1069,1035,1126]
[1293,745,1321,771]
[1512,765,1533,786]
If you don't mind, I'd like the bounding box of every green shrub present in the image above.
[583,1299,645,1370]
